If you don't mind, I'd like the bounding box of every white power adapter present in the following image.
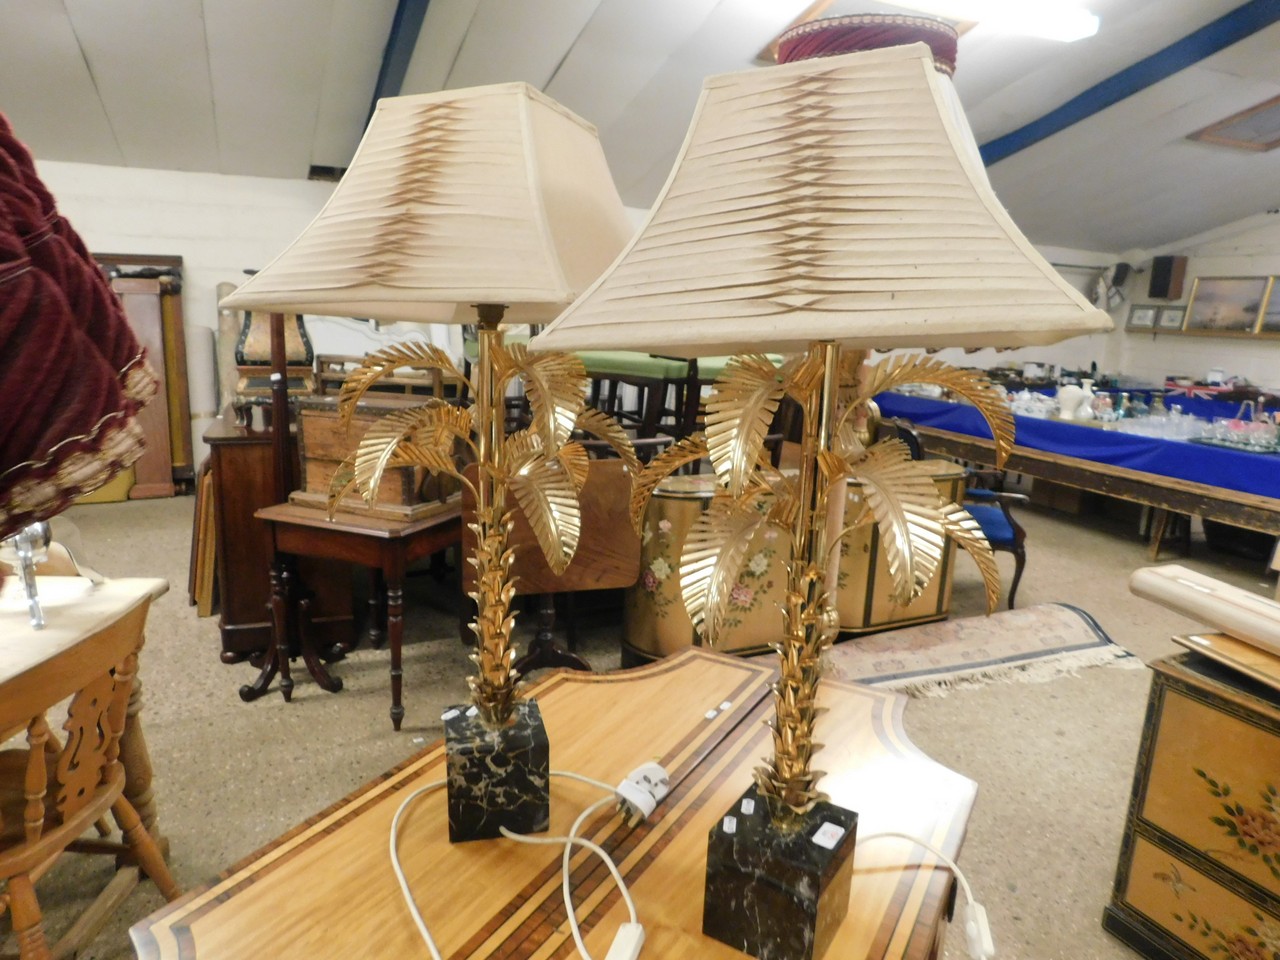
[615,762,671,825]
[962,901,995,960]
[603,922,646,960]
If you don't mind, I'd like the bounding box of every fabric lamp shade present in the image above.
[531,43,1112,358]
[220,82,633,325]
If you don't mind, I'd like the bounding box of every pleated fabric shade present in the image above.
[221,82,632,325]
[531,42,1112,358]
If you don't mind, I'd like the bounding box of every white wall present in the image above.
[35,159,458,462]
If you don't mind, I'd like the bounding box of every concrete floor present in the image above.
[6,493,1276,959]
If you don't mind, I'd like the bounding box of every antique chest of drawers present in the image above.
[1103,648,1280,960]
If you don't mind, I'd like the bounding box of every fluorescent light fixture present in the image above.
[894,1,1099,41]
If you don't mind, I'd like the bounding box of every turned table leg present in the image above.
[387,562,405,731]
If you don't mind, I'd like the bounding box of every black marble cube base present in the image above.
[444,698,549,843]
[703,784,858,960]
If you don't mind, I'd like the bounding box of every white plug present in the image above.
[962,900,995,960]
[615,762,671,825]
[603,921,645,960]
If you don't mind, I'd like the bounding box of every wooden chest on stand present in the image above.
[293,395,460,519]
[1103,648,1280,959]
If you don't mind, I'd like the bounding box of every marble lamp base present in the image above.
[703,784,858,960]
[443,699,550,843]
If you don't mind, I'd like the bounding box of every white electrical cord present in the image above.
[389,769,649,960]
[857,831,994,959]
[389,779,448,960]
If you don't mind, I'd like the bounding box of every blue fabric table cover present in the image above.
[875,393,1280,501]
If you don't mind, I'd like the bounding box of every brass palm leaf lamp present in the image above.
[221,82,635,843]
[532,28,1111,960]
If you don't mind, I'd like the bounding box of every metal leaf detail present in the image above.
[782,348,824,404]
[705,355,784,497]
[939,501,1002,614]
[575,406,641,481]
[507,343,587,451]
[858,354,1015,468]
[352,405,473,503]
[850,440,949,605]
[336,341,465,427]
[557,441,590,494]
[502,428,544,479]
[680,495,767,645]
[629,434,709,532]
[509,456,581,575]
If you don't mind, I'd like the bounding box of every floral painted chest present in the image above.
[1104,650,1280,960]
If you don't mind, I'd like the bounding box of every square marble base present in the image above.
[443,699,550,843]
[703,784,858,960]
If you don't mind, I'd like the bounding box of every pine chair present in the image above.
[0,591,180,959]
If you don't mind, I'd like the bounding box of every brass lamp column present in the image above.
[531,33,1112,960]
[218,82,636,845]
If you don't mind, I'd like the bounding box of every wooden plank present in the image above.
[916,425,1280,535]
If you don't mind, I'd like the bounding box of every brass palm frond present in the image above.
[509,455,583,575]
[336,342,466,427]
[501,428,545,479]
[856,354,1015,467]
[556,440,591,493]
[629,434,709,532]
[705,355,785,497]
[574,406,642,481]
[506,343,587,451]
[350,405,476,503]
[782,349,824,405]
[938,501,1002,613]
[680,494,768,644]
[326,456,360,517]
[849,439,949,605]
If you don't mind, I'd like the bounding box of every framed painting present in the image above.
[1257,278,1280,336]
[1156,306,1186,330]
[1183,276,1272,335]
[1126,305,1157,330]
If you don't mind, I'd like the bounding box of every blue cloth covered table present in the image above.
[875,393,1280,501]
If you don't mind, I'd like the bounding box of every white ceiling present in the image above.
[3,0,1279,255]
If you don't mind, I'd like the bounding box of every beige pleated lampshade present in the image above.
[532,43,1112,357]
[220,82,633,325]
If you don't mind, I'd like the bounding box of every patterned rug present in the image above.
[820,602,1142,697]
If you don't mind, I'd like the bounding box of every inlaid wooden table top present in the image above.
[131,650,976,960]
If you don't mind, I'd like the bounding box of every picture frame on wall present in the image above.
[1156,306,1186,330]
[1183,276,1273,335]
[1257,277,1280,335]
[1126,305,1157,330]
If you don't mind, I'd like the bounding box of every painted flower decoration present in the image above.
[729,582,754,609]
[747,552,770,576]
[642,569,659,592]
[658,518,673,534]
[650,557,672,581]
[642,525,653,545]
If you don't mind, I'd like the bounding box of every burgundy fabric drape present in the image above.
[0,114,155,542]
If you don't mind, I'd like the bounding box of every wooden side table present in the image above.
[203,410,353,661]
[1104,648,1280,959]
[132,650,976,959]
[252,502,462,729]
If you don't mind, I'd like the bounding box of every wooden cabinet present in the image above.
[1104,651,1280,959]
[204,409,354,661]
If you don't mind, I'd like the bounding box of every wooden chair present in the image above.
[0,594,180,959]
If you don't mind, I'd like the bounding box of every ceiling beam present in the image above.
[367,0,430,122]
[980,0,1280,166]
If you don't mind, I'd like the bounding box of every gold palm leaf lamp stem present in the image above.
[219,82,636,844]
[531,20,1111,958]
